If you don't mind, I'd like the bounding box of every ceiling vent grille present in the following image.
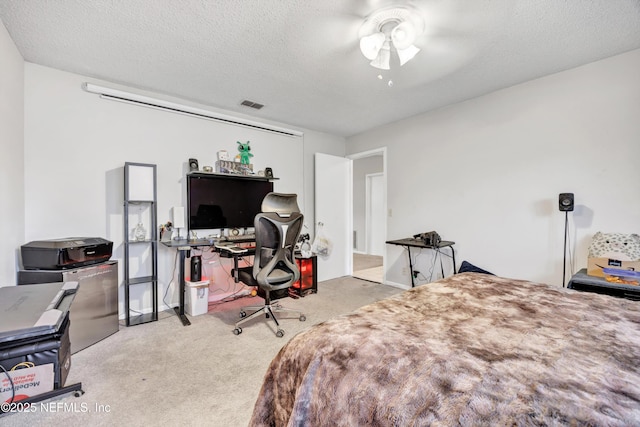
[241,100,264,110]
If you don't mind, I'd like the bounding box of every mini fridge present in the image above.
[17,260,119,354]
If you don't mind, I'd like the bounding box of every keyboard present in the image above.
[214,241,248,254]
[225,233,255,242]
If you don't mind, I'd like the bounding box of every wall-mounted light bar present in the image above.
[82,83,303,137]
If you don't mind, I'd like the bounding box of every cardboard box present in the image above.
[587,257,640,278]
[0,363,54,403]
[185,279,209,316]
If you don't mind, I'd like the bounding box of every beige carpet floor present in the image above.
[353,253,383,283]
[353,266,384,283]
[1,276,402,427]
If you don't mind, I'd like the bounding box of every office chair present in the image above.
[233,193,306,337]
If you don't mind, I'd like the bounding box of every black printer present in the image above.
[21,237,113,270]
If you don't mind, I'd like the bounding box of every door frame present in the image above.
[365,172,384,256]
[348,147,387,283]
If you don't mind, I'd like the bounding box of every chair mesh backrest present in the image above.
[261,193,300,215]
[252,209,303,286]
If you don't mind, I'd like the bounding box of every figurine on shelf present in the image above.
[134,223,146,241]
[298,233,312,258]
[160,221,173,242]
[236,141,253,165]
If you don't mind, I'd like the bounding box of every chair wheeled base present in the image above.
[233,301,305,337]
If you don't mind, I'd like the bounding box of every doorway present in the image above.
[350,148,386,283]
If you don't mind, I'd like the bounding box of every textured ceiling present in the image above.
[1,0,640,137]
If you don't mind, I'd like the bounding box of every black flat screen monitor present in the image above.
[187,174,273,230]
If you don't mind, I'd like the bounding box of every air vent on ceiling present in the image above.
[240,100,264,110]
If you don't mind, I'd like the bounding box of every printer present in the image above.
[21,237,113,270]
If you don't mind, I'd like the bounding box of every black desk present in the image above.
[386,238,456,287]
[162,239,215,326]
[216,240,256,283]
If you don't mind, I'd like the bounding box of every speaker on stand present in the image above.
[559,193,574,287]
[191,255,202,282]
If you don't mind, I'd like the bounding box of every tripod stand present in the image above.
[559,193,574,287]
[562,210,569,287]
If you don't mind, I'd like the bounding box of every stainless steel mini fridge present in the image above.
[17,260,119,354]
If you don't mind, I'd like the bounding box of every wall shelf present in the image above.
[188,171,278,181]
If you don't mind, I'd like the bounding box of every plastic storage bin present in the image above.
[186,279,209,316]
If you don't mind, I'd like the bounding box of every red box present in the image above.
[290,255,317,297]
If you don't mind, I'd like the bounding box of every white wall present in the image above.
[353,156,383,253]
[347,49,640,287]
[0,19,24,286]
[22,63,344,316]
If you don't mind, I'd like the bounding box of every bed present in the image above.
[249,272,640,426]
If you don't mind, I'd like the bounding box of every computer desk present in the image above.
[385,238,456,287]
[162,237,258,325]
[216,241,255,283]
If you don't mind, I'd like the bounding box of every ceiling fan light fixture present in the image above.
[360,32,386,60]
[359,6,425,70]
[391,21,416,50]
[397,44,420,66]
[370,41,391,70]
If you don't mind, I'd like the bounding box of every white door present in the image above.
[367,173,385,256]
[314,153,352,281]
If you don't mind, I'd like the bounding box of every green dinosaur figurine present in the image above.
[237,141,253,165]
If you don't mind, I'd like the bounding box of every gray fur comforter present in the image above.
[249,273,640,426]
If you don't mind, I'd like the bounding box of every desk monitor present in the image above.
[187,174,273,231]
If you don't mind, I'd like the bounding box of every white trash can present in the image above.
[186,279,209,316]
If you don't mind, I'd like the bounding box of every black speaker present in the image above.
[190,255,202,281]
[559,193,574,212]
[264,167,273,179]
[189,158,199,172]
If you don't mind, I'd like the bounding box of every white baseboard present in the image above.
[383,280,410,290]
[118,303,175,321]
